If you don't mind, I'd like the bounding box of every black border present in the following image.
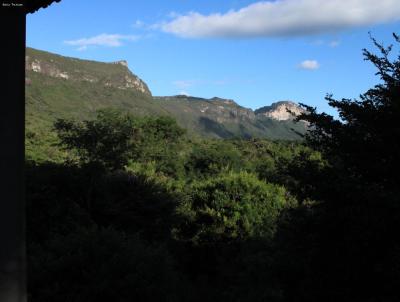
[0,2,26,301]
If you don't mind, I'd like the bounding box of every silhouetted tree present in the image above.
[298,33,400,202]
[282,33,400,302]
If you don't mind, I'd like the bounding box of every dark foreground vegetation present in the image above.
[27,35,400,301]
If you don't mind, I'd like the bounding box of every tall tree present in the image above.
[298,33,400,203]
[283,33,400,302]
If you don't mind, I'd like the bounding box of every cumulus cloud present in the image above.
[161,0,400,38]
[64,34,140,50]
[299,60,320,70]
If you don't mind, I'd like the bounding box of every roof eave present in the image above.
[26,0,61,14]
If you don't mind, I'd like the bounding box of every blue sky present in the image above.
[27,0,400,115]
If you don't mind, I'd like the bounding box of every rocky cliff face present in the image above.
[25,48,151,95]
[255,101,305,121]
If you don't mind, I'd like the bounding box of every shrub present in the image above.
[175,172,289,245]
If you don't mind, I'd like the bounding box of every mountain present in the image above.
[26,47,151,95]
[154,96,307,139]
[25,48,166,132]
[25,47,307,152]
[255,101,306,121]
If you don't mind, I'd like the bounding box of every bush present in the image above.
[185,140,242,179]
[175,172,289,245]
[54,109,138,171]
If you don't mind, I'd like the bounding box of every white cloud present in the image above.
[329,40,340,47]
[311,39,340,47]
[132,20,145,28]
[173,80,198,89]
[299,60,320,70]
[77,45,88,51]
[161,0,400,38]
[179,91,190,96]
[64,33,140,50]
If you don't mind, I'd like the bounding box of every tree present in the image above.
[134,116,187,177]
[172,172,292,301]
[54,109,138,171]
[175,172,289,246]
[297,33,400,202]
[284,33,400,301]
[185,140,242,179]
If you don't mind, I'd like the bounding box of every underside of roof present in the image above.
[26,0,61,14]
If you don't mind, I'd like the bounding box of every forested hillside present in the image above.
[27,34,400,302]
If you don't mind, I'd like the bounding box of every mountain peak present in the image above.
[255,101,305,121]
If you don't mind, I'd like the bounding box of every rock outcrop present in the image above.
[255,101,305,121]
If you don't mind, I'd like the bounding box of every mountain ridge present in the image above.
[25,47,308,144]
[26,47,151,95]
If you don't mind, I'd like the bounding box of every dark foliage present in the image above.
[29,227,183,302]
[54,109,139,171]
[297,33,400,203]
[283,33,400,301]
